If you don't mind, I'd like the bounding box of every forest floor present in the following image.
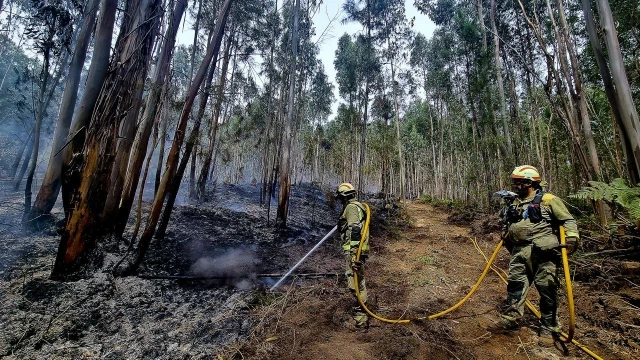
[0,181,638,359]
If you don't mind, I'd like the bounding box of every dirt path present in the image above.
[239,202,630,360]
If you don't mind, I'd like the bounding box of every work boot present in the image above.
[538,329,557,348]
[486,318,519,334]
[343,320,369,332]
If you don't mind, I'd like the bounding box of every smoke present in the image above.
[189,249,261,290]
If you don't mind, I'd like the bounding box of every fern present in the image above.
[570,178,640,221]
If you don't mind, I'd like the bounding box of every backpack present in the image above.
[525,191,544,223]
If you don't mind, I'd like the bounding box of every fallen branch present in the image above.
[580,247,638,257]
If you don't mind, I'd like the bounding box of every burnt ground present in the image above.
[0,182,639,359]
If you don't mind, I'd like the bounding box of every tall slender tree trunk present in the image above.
[594,0,640,183]
[30,0,99,219]
[581,0,637,183]
[276,0,300,228]
[113,0,188,236]
[52,0,161,278]
[390,58,405,204]
[197,31,234,199]
[155,88,169,195]
[14,136,34,190]
[156,53,218,239]
[10,131,31,180]
[60,0,118,214]
[128,0,233,273]
[490,0,512,160]
[23,50,51,218]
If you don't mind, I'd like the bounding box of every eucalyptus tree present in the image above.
[582,0,640,185]
[258,0,282,206]
[20,0,76,216]
[52,0,163,278]
[29,0,99,222]
[342,0,382,196]
[307,64,334,181]
[196,0,268,200]
[60,0,118,214]
[377,0,410,202]
[112,0,189,237]
[124,0,234,275]
[276,0,300,227]
[334,33,359,179]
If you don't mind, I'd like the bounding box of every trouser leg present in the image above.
[345,254,368,326]
[533,249,560,332]
[503,245,533,322]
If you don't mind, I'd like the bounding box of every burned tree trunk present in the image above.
[60,0,118,215]
[113,0,188,237]
[126,0,233,274]
[156,48,218,239]
[276,0,300,228]
[51,0,161,278]
[196,31,233,200]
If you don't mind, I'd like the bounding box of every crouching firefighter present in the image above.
[336,182,370,330]
[488,165,580,348]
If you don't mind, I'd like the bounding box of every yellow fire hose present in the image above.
[351,205,602,359]
[352,203,502,324]
[559,226,576,343]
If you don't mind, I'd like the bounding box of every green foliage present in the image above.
[570,179,640,221]
[416,254,437,265]
[416,194,465,211]
[24,0,77,58]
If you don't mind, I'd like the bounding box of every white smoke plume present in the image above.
[189,249,261,290]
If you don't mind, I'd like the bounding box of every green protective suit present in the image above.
[502,191,579,332]
[339,198,369,326]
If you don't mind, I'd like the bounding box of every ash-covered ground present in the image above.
[0,181,343,359]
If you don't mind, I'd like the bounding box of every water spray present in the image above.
[270,225,338,291]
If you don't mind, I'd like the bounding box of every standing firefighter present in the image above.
[488,166,579,347]
[336,182,370,330]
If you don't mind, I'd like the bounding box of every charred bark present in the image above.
[60,0,118,215]
[125,0,233,274]
[276,0,300,228]
[51,0,161,279]
[113,0,188,237]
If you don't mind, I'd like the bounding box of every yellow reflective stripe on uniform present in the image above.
[565,231,579,238]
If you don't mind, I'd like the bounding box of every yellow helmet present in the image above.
[510,165,541,182]
[336,182,356,198]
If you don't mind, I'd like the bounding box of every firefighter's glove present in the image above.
[351,260,363,271]
[560,237,579,255]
